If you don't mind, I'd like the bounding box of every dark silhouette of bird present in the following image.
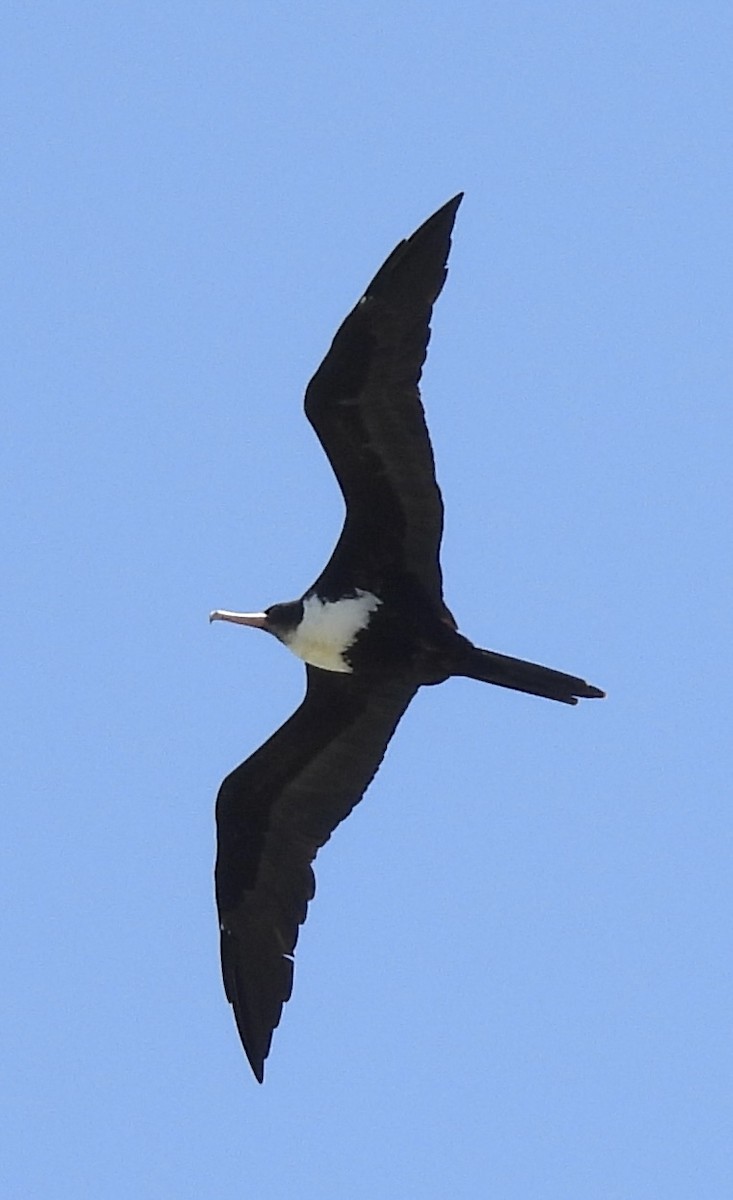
[210,194,604,1081]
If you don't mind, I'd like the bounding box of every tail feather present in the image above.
[457,647,605,706]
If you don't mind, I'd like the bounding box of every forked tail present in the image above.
[456,646,605,706]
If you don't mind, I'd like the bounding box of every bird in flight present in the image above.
[210,194,604,1081]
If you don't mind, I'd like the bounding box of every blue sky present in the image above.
[3,3,732,1196]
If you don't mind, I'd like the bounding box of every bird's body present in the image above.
[211,195,604,1081]
[279,590,383,673]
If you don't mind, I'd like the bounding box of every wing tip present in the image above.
[360,193,464,310]
[221,923,296,1085]
[412,191,463,243]
[246,1045,266,1084]
[444,191,464,213]
[232,992,274,1085]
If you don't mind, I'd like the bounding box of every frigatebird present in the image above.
[210,194,604,1081]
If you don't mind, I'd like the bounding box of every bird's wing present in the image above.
[215,665,417,1082]
[304,195,462,606]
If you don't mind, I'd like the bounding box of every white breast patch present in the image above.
[285,590,382,672]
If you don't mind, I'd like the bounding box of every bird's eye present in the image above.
[266,600,304,629]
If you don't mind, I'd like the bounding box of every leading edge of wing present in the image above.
[304,195,463,600]
[214,665,418,1082]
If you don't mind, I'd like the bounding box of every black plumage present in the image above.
[211,195,603,1082]
[215,669,416,1082]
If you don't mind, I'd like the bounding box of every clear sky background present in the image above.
[3,3,732,1197]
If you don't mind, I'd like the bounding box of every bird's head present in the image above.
[209,600,304,646]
